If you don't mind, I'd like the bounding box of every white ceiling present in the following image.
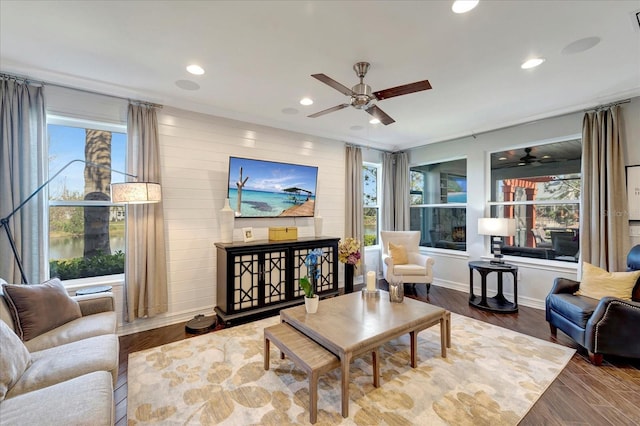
[1,1,639,151]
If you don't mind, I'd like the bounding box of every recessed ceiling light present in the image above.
[521,58,545,69]
[542,155,551,159]
[499,157,507,161]
[518,162,526,166]
[186,64,205,75]
[369,118,381,124]
[452,0,479,14]
[299,97,313,106]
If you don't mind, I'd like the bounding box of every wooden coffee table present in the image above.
[280,290,448,417]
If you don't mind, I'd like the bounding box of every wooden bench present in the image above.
[264,322,340,424]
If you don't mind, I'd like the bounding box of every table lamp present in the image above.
[478,218,516,264]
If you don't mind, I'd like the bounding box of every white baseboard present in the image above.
[117,306,216,336]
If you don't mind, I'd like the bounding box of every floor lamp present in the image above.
[0,159,161,284]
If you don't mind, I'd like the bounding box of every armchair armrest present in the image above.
[585,297,640,358]
[549,277,580,295]
[73,293,115,316]
[407,252,435,271]
[382,253,394,268]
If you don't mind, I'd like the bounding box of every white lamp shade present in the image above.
[478,218,516,237]
[110,182,161,204]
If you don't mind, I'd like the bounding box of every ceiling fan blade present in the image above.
[311,74,354,96]
[373,80,432,101]
[308,104,350,118]
[365,105,395,125]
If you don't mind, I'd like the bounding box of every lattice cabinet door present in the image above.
[232,253,260,312]
[292,244,337,297]
[262,250,287,306]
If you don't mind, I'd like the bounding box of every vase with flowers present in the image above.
[300,248,324,313]
[338,237,361,294]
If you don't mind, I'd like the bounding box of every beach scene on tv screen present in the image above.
[228,157,318,217]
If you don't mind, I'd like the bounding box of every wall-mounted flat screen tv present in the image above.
[227,157,318,218]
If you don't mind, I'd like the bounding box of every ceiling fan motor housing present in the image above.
[351,83,374,109]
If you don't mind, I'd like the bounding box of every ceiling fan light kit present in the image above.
[308,61,432,125]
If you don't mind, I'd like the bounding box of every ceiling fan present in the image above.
[519,147,539,165]
[308,62,432,125]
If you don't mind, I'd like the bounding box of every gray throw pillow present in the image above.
[2,278,82,341]
[0,319,31,400]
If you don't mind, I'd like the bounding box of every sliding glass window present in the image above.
[410,159,467,251]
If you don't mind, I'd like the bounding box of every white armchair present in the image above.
[381,231,435,295]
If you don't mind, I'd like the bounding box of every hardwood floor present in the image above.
[116,284,640,425]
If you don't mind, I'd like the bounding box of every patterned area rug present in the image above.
[127,313,574,425]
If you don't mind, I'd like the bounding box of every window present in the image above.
[410,159,467,251]
[47,118,127,279]
[363,163,381,247]
[489,139,581,262]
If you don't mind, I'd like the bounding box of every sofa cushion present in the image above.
[6,334,119,398]
[0,320,31,401]
[576,262,640,301]
[389,242,408,265]
[547,293,599,329]
[23,310,117,353]
[2,278,82,341]
[0,371,114,426]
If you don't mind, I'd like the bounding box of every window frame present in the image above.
[363,161,382,248]
[409,157,468,251]
[488,138,581,263]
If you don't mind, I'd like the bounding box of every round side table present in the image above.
[468,261,518,313]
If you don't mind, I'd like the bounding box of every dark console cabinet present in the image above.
[214,237,339,324]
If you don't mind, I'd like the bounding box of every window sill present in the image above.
[421,247,469,258]
[482,255,578,272]
[62,274,124,292]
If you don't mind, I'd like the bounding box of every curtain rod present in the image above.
[584,98,631,112]
[0,71,163,109]
[345,142,393,153]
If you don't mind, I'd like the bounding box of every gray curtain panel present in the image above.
[381,152,394,232]
[381,152,410,231]
[345,145,365,275]
[394,152,410,231]
[0,77,46,284]
[125,103,168,320]
[580,105,630,271]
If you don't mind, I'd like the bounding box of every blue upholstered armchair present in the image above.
[545,245,640,365]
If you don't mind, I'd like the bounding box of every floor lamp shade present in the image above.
[111,182,161,204]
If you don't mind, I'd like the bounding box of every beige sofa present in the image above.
[0,278,118,426]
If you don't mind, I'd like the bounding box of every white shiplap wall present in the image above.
[46,86,347,334]
[140,106,346,334]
